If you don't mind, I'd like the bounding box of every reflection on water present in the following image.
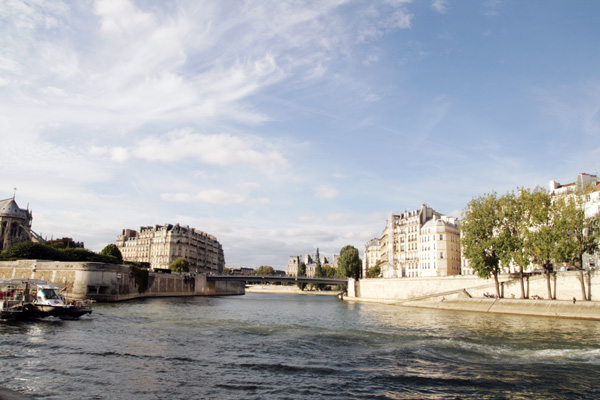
[1,293,599,399]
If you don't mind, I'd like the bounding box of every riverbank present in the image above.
[344,296,600,320]
[245,284,339,296]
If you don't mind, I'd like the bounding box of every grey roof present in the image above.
[0,198,29,219]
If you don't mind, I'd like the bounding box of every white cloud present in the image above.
[314,185,339,200]
[161,189,245,205]
[431,0,449,14]
[132,129,288,175]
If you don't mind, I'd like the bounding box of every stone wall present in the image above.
[0,260,244,301]
[348,271,599,302]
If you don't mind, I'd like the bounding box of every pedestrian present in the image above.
[573,297,576,304]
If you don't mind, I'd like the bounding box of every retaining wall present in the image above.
[348,271,599,302]
[0,260,244,301]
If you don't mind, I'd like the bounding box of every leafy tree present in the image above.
[554,191,600,301]
[521,188,564,299]
[497,190,530,298]
[313,263,324,290]
[338,245,362,280]
[100,244,123,263]
[297,262,307,290]
[2,241,63,260]
[251,265,276,276]
[461,192,503,297]
[366,261,382,279]
[224,267,233,275]
[322,264,337,278]
[169,257,190,273]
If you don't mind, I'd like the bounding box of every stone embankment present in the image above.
[345,271,600,320]
[0,260,244,301]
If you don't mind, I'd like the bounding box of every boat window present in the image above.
[40,288,60,300]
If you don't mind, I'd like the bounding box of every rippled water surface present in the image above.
[1,293,599,399]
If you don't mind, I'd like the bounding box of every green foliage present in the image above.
[100,244,123,263]
[45,237,82,249]
[338,245,362,280]
[321,264,337,278]
[169,257,190,273]
[1,241,117,263]
[366,262,382,278]
[3,241,63,260]
[297,262,307,290]
[460,192,503,296]
[251,265,276,276]
[131,266,149,293]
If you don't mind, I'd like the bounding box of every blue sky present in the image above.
[1,0,599,269]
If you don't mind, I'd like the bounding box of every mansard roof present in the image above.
[0,198,29,219]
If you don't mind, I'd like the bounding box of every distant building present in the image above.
[373,204,461,278]
[285,248,333,277]
[363,238,380,277]
[0,197,43,251]
[116,223,225,273]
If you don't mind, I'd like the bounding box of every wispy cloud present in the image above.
[431,0,449,14]
[314,185,339,200]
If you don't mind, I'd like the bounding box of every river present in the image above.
[1,293,599,399]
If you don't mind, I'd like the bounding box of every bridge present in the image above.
[206,275,347,286]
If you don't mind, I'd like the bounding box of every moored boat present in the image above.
[0,279,93,320]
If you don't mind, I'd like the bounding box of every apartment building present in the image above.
[375,204,461,278]
[116,223,225,273]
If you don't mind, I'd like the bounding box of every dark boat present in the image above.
[0,279,93,320]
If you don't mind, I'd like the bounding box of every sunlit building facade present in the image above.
[116,223,225,273]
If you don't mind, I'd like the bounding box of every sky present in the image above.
[1,0,599,270]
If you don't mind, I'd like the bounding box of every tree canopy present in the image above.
[100,244,123,263]
[460,192,503,297]
[337,245,362,280]
[251,265,276,276]
[169,257,190,273]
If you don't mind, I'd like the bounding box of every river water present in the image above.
[1,293,599,399]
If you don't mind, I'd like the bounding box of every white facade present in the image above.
[375,204,461,278]
[116,223,225,273]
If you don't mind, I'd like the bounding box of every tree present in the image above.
[554,191,600,301]
[497,190,530,299]
[100,244,123,263]
[322,264,336,278]
[338,245,362,281]
[251,265,276,276]
[313,263,324,290]
[522,188,563,299]
[169,257,190,273]
[297,262,307,290]
[460,192,503,297]
[366,261,382,279]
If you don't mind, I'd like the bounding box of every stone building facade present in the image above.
[0,197,34,251]
[285,248,333,277]
[363,238,380,277]
[116,223,225,273]
[374,204,461,278]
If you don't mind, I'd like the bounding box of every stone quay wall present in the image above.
[347,271,599,302]
[0,260,244,302]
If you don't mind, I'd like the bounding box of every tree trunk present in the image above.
[519,269,525,299]
[578,254,588,301]
[494,271,501,298]
[579,268,587,301]
[545,263,553,300]
[587,269,592,301]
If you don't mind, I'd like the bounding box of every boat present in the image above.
[0,279,93,320]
